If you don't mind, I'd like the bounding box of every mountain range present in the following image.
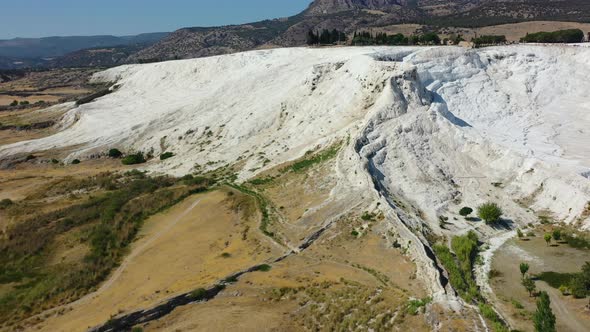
[2,0,590,69]
[130,0,590,62]
[0,33,168,69]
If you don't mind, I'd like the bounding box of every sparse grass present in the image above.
[406,297,432,315]
[511,299,524,309]
[282,143,341,174]
[479,303,508,332]
[361,211,377,221]
[227,184,276,240]
[562,232,590,249]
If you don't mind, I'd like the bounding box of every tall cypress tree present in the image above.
[533,291,556,332]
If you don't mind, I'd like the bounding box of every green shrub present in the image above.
[552,230,561,241]
[108,149,123,158]
[51,158,59,164]
[71,159,81,165]
[477,202,502,223]
[220,252,231,258]
[569,275,587,298]
[511,299,524,309]
[0,198,13,209]
[434,232,481,303]
[406,297,431,315]
[256,264,272,272]
[559,285,570,296]
[459,207,473,217]
[131,327,143,332]
[562,232,590,249]
[351,230,359,237]
[10,100,18,107]
[122,153,146,165]
[473,35,506,46]
[189,288,208,300]
[160,152,174,160]
[544,233,552,246]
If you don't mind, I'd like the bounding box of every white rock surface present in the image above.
[2,45,590,298]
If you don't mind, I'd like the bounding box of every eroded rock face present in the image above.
[305,0,407,15]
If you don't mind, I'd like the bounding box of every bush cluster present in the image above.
[122,153,146,165]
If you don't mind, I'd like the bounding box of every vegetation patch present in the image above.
[282,143,341,174]
[536,272,577,289]
[434,231,481,302]
[0,172,212,325]
[406,297,432,315]
[122,153,146,165]
[521,29,584,43]
[160,152,174,160]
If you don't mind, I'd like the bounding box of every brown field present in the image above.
[140,202,430,332]
[27,188,282,332]
[0,95,61,106]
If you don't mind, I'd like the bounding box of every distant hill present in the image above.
[0,33,169,69]
[133,0,590,62]
[3,0,590,69]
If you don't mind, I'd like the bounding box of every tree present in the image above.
[522,276,536,297]
[108,148,123,158]
[544,233,552,246]
[10,100,18,107]
[520,262,530,278]
[306,29,319,45]
[533,291,556,332]
[552,229,561,242]
[459,207,473,217]
[319,29,332,45]
[122,153,146,165]
[477,202,502,223]
[569,275,587,298]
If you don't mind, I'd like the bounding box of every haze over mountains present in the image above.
[0,33,168,69]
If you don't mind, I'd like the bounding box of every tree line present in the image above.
[306,29,347,45]
[352,31,442,46]
[520,29,584,43]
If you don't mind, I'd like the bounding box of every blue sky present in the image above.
[0,0,312,39]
